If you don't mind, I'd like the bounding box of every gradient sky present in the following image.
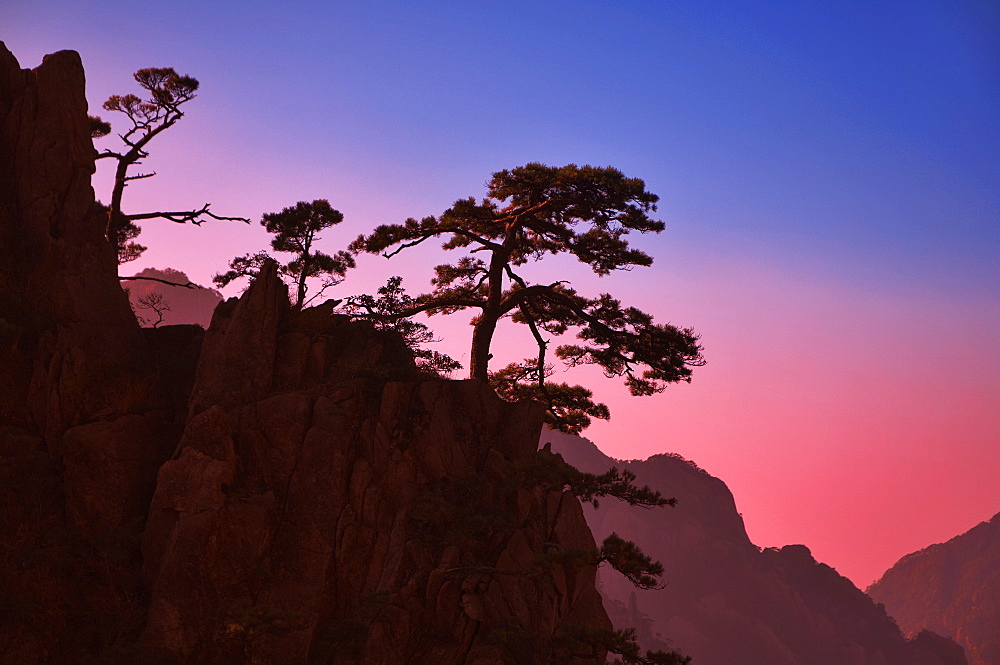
[6,0,999,588]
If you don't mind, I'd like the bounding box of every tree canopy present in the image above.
[93,67,247,264]
[351,163,705,432]
[344,276,462,376]
[214,199,355,309]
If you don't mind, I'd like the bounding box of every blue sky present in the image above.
[9,0,998,296]
[6,0,999,586]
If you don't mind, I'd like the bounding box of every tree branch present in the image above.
[503,265,550,389]
[124,172,156,182]
[436,225,504,252]
[497,282,569,316]
[383,233,434,258]
[119,275,202,289]
[126,204,250,225]
[348,296,484,320]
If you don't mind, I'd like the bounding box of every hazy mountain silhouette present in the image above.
[547,429,968,665]
[124,267,222,328]
[868,512,1000,665]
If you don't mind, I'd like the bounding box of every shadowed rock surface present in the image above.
[0,42,142,440]
[548,430,969,665]
[868,512,1000,665]
[139,266,610,664]
[0,44,610,664]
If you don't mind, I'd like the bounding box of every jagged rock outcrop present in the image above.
[868,512,1000,665]
[139,264,611,664]
[1,42,172,664]
[0,41,141,440]
[549,430,969,665]
[1,44,611,664]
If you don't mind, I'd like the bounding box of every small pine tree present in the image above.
[215,200,355,309]
[344,276,461,376]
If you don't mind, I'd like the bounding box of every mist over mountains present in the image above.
[869,512,1000,665]
[547,429,972,665]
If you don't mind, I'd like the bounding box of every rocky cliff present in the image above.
[868,512,1000,665]
[0,43,610,664]
[548,430,969,665]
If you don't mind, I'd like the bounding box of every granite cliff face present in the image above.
[0,42,142,440]
[138,267,611,664]
[548,431,969,665]
[868,512,1000,665]
[0,44,610,664]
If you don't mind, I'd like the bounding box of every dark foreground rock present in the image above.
[0,44,609,664]
[139,267,610,664]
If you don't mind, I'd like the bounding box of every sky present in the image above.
[6,0,999,588]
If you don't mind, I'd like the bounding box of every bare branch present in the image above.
[347,296,484,320]
[124,172,157,182]
[126,204,250,225]
[119,275,201,289]
[380,225,504,259]
[383,234,434,258]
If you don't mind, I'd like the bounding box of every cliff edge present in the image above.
[0,44,610,664]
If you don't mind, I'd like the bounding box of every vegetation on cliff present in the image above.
[1,46,696,664]
[350,162,705,434]
[214,199,356,310]
[92,67,248,264]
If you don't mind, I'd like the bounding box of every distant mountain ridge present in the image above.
[547,429,968,665]
[125,267,222,328]
[868,512,1000,665]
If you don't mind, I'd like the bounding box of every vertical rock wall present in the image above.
[0,44,612,664]
[140,267,611,664]
[0,41,140,439]
[0,43,194,663]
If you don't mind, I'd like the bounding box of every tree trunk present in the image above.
[295,268,307,310]
[470,311,500,381]
[470,244,510,381]
[107,158,130,250]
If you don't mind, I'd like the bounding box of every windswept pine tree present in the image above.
[351,162,705,433]
[215,199,355,310]
[93,67,247,264]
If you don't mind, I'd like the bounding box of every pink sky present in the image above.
[577,256,1000,587]
[6,0,999,588]
[110,199,999,587]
